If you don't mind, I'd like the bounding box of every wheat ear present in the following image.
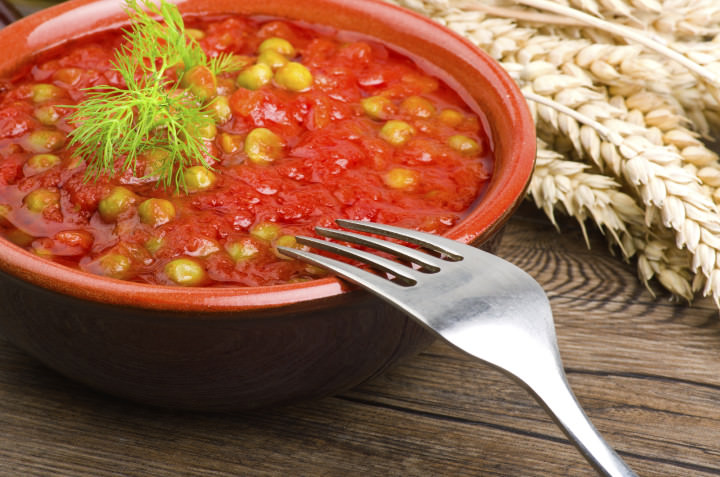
[387,0,719,302]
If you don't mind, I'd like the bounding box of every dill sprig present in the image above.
[208,54,247,77]
[68,84,213,189]
[66,0,239,190]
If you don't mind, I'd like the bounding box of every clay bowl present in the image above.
[0,0,535,410]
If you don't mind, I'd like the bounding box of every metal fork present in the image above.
[278,219,637,477]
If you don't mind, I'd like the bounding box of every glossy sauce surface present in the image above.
[0,15,492,286]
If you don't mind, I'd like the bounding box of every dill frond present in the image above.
[208,53,247,77]
[65,0,216,191]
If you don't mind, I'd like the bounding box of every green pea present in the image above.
[379,120,415,146]
[257,37,296,57]
[220,133,244,154]
[32,241,53,258]
[197,121,217,140]
[25,154,60,174]
[205,95,232,124]
[31,84,64,103]
[164,258,206,286]
[145,235,165,254]
[181,65,217,102]
[304,263,328,277]
[274,234,299,260]
[34,105,61,125]
[183,166,217,192]
[448,134,481,155]
[437,109,464,127]
[250,222,281,241]
[257,50,288,70]
[23,188,60,213]
[400,96,436,118]
[225,238,259,262]
[236,63,273,90]
[244,127,284,164]
[52,68,82,85]
[361,96,394,120]
[274,62,313,92]
[98,253,132,279]
[141,148,169,176]
[185,28,205,40]
[98,186,137,222]
[138,198,175,227]
[25,129,65,153]
[384,167,419,190]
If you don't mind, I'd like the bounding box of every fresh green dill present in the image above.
[66,0,237,190]
[208,54,247,77]
[68,83,213,189]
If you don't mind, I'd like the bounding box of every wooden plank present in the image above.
[1,207,720,476]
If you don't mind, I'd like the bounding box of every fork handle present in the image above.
[525,369,637,477]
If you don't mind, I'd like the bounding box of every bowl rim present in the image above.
[0,0,536,312]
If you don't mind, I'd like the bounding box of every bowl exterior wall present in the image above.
[0,268,436,410]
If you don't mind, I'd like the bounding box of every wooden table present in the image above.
[1,203,719,476]
[3,1,720,474]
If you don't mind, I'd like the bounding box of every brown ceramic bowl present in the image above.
[0,0,535,410]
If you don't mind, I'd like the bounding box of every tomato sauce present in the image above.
[0,15,492,287]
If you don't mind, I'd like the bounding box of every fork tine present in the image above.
[314,226,444,272]
[277,245,410,296]
[289,235,425,284]
[335,219,466,259]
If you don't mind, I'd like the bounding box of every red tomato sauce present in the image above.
[0,15,492,287]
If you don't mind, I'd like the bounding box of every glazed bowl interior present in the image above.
[0,0,535,311]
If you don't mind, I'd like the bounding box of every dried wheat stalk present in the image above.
[533,139,696,299]
[518,45,720,302]
[560,0,720,39]
[387,0,720,305]
[515,0,720,93]
[436,1,720,132]
[531,140,640,247]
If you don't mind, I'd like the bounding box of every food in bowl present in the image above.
[0,0,534,410]
[0,0,492,287]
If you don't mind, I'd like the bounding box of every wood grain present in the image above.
[1,203,720,476]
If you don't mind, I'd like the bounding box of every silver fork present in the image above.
[278,219,637,477]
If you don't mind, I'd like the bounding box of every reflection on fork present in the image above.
[278,219,637,477]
